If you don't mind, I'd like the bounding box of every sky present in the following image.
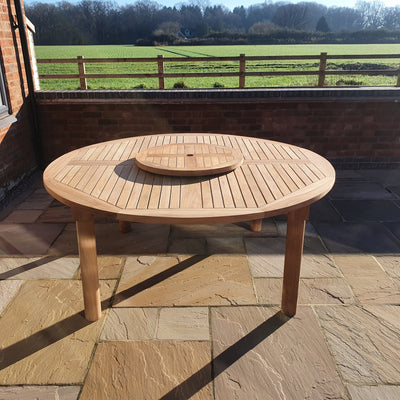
[25,0,400,9]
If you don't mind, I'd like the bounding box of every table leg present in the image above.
[281,206,309,317]
[119,220,132,233]
[250,219,262,232]
[75,214,102,321]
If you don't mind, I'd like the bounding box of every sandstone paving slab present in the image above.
[314,222,400,254]
[48,222,169,255]
[328,182,394,200]
[16,192,54,210]
[36,202,74,223]
[206,237,246,254]
[333,255,400,304]
[254,278,354,305]
[331,200,400,222]
[275,220,318,236]
[170,219,277,238]
[168,238,207,255]
[0,256,79,279]
[77,256,125,280]
[79,341,213,400]
[309,198,343,222]
[384,222,400,242]
[387,185,400,197]
[315,305,400,384]
[375,255,400,278]
[113,255,256,307]
[335,170,365,180]
[0,279,116,385]
[246,237,340,278]
[157,307,209,340]
[211,306,347,400]
[1,210,43,223]
[0,224,65,255]
[0,386,80,400]
[347,385,400,400]
[0,280,23,314]
[100,308,159,341]
[359,169,400,187]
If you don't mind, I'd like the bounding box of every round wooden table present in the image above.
[44,134,335,321]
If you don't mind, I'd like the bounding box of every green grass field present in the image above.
[35,44,400,90]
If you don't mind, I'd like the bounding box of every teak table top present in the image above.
[43,134,335,224]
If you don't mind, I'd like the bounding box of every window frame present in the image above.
[0,66,9,118]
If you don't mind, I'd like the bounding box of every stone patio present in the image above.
[0,169,399,399]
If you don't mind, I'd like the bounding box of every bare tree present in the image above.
[356,0,385,29]
[272,4,309,30]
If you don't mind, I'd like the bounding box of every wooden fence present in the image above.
[37,52,400,90]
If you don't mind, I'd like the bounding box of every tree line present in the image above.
[25,0,400,45]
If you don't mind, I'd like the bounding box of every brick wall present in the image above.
[0,0,37,201]
[36,89,400,168]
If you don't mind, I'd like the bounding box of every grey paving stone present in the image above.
[315,222,400,254]
[332,200,400,222]
[329,182,395,200]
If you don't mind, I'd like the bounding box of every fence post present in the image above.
[157,55,165,90]
[397,65,400,87]
[318,52,327,88]
[77,56,87,90]
[239,53,246,89]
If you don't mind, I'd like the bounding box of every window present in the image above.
[0,67,9,118]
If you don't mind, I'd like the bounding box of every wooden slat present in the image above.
[126,169,146,209]
[136,173,155,209]
[75,165,98,191]
[61,165,80,185]
[234,167,257,208]
[158,175,172,209]
[116,165,140,209]
[248,164,275,203]
[209,175,224,208]
[201,179,213,209]
[98,167,120,202]
[218,174,235,208]
[265,164,291,196]
[90,166,114,198]
[69,166,89,188]
[257,164,284,200]
[289,164,313,186]
[148,174,163,209]
[169,177,181,209]
[180,179,202,209]
[240,164,266,207]
[281,163,305,190]
[226,172,246,208]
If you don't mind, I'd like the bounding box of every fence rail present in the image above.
[37,52,400,90]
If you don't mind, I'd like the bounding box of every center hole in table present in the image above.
[186,154,194,157]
